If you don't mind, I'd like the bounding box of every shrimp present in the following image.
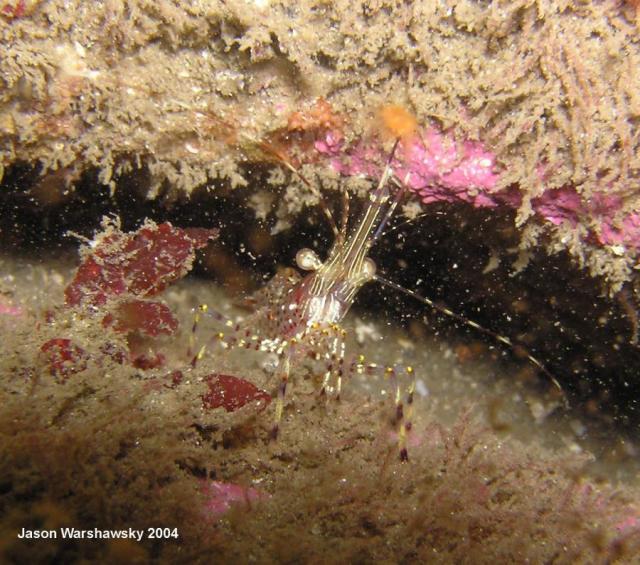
[192,110,564,461]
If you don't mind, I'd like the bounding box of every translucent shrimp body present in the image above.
[260,151,411,442]
[192,121,562,460]
[286,188,389,329]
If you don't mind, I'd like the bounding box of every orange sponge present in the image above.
[378,104,418,142]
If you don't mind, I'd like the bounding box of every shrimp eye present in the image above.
[296,248,323,271]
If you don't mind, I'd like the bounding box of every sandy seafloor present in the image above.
[1,245,640,564]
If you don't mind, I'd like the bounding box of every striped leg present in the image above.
[384,364,418,462]
[271,350,292,439]
[397,366,416,462]
[318,325,347,399]
[353,358,418,461]
[189,303,284,368]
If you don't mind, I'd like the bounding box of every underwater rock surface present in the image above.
[1,0,639,290]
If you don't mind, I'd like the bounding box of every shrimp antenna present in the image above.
[378,212,430,240]
[371,175,409,245]
[373,273,569,407]
[359,138,404,248]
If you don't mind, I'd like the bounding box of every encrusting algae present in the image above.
[1,0,640,291]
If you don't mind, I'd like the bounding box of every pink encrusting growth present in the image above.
[503,186,640,250]
[316,127,500,207]
[0,297,22,317]
[315,124,640,252]
[595,201,640,249]
[201,480,269,520]
[394,129,499,208]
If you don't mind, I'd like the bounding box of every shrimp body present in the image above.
[281,194,385,330]
[247,154,398,345]
[225,155,404,439]
[194,121,561,459]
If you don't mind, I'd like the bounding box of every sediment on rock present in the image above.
[2,0,639,291]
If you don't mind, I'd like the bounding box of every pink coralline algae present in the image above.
[524,187,584,226]
[315,126,640,253]
[392,129,499,208]
[504,186,640,250]
[201,480,269,519]
[0,297,22,317]
[596,204,640,249]
[316,127,499,207]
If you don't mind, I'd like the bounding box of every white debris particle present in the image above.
[415,379,429,397]
[354,318,381,345]
[569,419,586,438]
[401,200,423,220]
[397,337,415,351]
[248,190,276,221]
